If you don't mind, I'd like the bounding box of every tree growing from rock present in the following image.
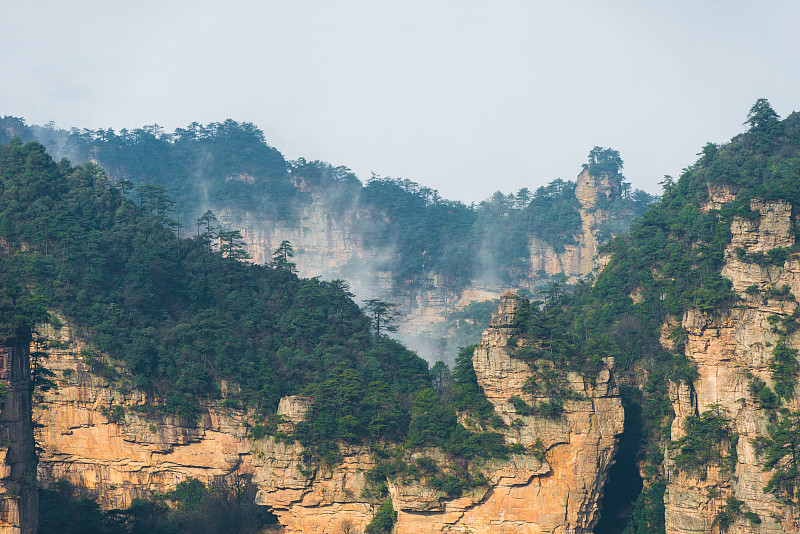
[362,299,398,339]
[271,240,297,272]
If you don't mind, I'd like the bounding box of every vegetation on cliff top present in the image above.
[5,98,800,531]
[1,115,654,289]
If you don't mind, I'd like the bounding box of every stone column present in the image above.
[0,327,37,534]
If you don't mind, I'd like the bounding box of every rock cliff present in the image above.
[664,199,800,534]
[0,328,37,534]
[470,293,625,533]
[34,296,624,533]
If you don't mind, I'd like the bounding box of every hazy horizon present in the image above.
[4,1,800,203]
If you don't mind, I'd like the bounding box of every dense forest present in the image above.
[0,116,655,290]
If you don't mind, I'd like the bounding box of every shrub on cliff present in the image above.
[364,498,397,534]
[670,405,733,477]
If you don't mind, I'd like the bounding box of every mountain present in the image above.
[0,136,619,533]
[0,99,799,534]
[0,115,655,362]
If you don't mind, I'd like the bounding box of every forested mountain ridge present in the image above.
[0,137,598,533]
[1,100,798,534]
[0,115,655,362]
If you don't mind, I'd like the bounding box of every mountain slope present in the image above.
[2,115,655,361]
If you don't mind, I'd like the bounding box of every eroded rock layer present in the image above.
[469,294,625,533]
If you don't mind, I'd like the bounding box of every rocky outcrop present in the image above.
[665,199,800,534]
[470,293,625,533]
[0,328,37,534]
[34,296,624,533]
[572,169,619,276]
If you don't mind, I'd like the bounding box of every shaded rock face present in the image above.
[35,298,624,533]
[665,199,800,534]
[0,328,37,534]
[218,170,621,361]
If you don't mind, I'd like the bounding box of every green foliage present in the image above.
[748,375,779,411]
[670,405,732,477]
[508,393,570,419]
[270,240,296,272]
[713,496,760,532]
[38,475,277,534]
[770,340,800,400]
[586,146,624,176]
[623,475,666,534]
[406,387,508,460]
[736,245,797,266]
[745,98,780,133]
[365,453,416,498]
[12,100,800,528]
[19,117,654,292]
[528,438,546,462]
[247,424,271,441]
[167,478,206,511]
[364,497,397,534]
[428,464,488,497]
[520,363,585,418]
[485,101,800,527]
[665,352,699,385]
[362,299,398,338]
[447,345,497,421]
[355,345,513,498]
[0,254,49,339]
[524,179,582,253]
[0,140,437,465]
[753,410,800,502]
[99,404,126,424]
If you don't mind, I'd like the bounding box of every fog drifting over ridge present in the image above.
[4,1,800,203]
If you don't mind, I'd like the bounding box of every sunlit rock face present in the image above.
[34,297,624,533]
[467,293,625,534]
[665,199,800,534]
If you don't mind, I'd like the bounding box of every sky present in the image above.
[4,1,800,203]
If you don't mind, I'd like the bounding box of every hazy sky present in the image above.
[4,1,800,202]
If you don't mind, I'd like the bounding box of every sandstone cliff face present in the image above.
[0,329,37,534]
[33,321,252,510]
[470,294,625,533]
[220,170,620,362]
[665,199,800,534]
[35,297,624,533]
